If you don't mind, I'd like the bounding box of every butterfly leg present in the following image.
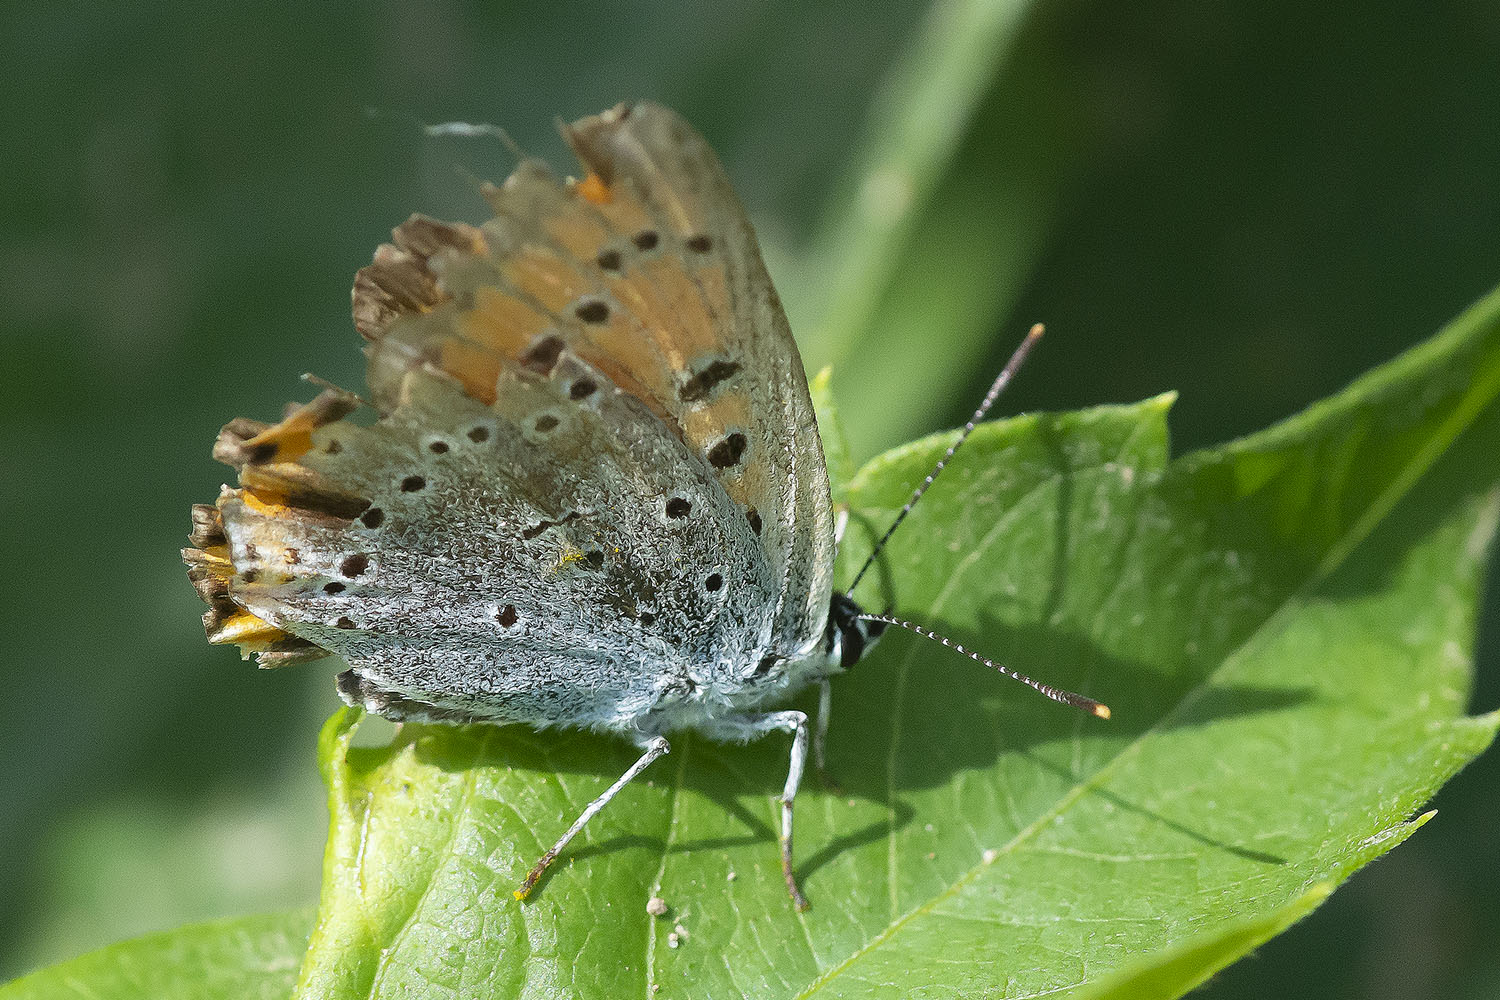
[514,735,671,901]
[705,710,811,910]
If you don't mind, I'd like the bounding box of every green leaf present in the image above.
[0,910,312,1000]
[285,280,1500,1000]
[1072,881,1338,1000]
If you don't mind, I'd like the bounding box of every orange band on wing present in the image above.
[576,172,612,205]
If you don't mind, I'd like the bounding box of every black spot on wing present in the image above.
[679,360,741,403]
[707,433,747,469]
[520,335,565,375]
[574,300,610,324]
[521,511,580,540]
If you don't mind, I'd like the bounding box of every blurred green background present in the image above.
[2,1,1497,995]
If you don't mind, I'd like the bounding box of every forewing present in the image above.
[352,102,834,658]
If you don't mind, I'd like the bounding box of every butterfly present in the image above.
[182,102,1107,911]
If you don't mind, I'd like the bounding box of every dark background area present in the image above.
[2,2,1496,996]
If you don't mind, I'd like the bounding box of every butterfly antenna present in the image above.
[362,108,526,158]
[844,323,1045,596]
[859,612,1110,719]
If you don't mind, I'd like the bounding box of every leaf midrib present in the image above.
[798,387,1496,997]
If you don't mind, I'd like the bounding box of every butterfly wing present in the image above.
[200,352,786,726]
[183,103,836,724]
[353,102,835,661]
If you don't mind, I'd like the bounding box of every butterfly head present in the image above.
[825,592,887,670]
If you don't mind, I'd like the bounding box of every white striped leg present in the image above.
[813,679,837,789]
[514,735,671,901]
[705,710,811,910]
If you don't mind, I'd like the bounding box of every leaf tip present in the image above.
[1146,389,1179,414]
